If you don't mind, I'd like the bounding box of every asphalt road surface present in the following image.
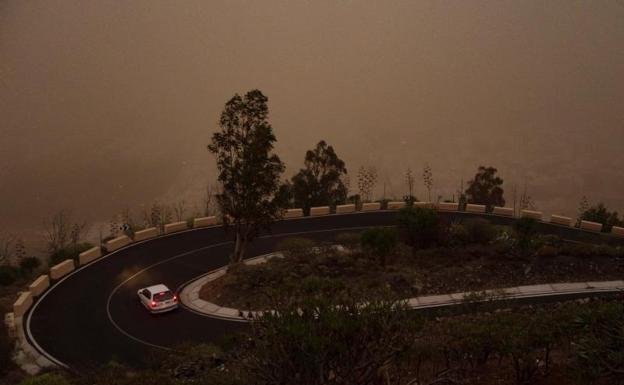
[25,211,622,370]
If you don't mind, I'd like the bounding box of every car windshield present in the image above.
[153,290,174,302]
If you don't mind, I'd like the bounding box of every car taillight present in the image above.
[150,301,157,307]
[173,295,178,301]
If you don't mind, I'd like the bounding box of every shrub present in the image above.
[361,227,398,266]
[513,217,538,251]
[275,237,316,253]
[0,265,18,286]
[334,232,361,249]
[447,222,470,247]
[18,373,71,385]
[536,245,558,258]
[48,242,93,266]
[0,319,15,377]
[462,218,496,244]
[20,256,41,275]
[397,207,439,249]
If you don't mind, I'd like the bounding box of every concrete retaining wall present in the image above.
[437,202,459,211]
[466,204,486,213]
[193,216,218,228]
[387,201,405,210]
[493,206,514,216]
[361,202,381,211]
[336,204,356,214]
[28,275,50,297]
[50,259,75,280]
[282,209,303,219]
[414,202,434,209]
[550,215,572,227]
[78,246,102,266]
[105,235,131,252]
[521,210,543,220]
[164,221,188,234]
[580,220,602,233]
[612,226,624,238]
[13,292,33,318]
[310,206,330,216]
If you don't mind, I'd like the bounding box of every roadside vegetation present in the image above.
[14,297,624,385]
[201,209,624,310]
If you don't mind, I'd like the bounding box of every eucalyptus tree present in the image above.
[208,90,285,263]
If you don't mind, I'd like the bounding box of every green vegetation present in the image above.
[577,197,622,232]
[397,206,439,248]
[208,90,286,263]
[465,165,505,211]
[289,140,348,214]
[48,243,93,266]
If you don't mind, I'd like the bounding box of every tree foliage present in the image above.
[208,90,286,263]
[465,166,505,212]
[237,292,421,385]
[578,201,621,232]
[361,227,398,266]
[291,140,348,214]
[397,207,439,249]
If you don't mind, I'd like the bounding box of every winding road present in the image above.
[24,211,623,370]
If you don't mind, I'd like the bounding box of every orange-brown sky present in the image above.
[1,1,623,247]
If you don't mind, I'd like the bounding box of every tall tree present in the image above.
[208,90,285,263]
[291,140,348,214]
[465,166,505,212]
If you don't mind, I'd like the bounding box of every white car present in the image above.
[137,284,178,313]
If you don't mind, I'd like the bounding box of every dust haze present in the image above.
[1,1,623,249]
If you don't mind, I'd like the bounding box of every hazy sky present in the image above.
[1,1,623,244]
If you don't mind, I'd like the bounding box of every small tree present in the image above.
[208,90,286,263]
[465,166,505,212]
[173,200,187,222]
[361,227,398,266]
[291,140,348,214]
[0,234,15,265]
[422,163,433,202]
[397,207,439,249]
[578,201,621,232]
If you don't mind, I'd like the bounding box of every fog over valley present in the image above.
[1,1,623,252]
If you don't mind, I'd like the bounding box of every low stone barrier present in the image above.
[310,206,330,216]
[414,202,434,209]
[50,259,75,280]
[13,292,33,318]
[493,206,514,216]
[466,204,486,213]
[28,275,50,297]
[521,209,542,220]
[193,216,218,228]
[437,202,459,211]
[550,215,572,227]
[612,226,624,238]
[134,227,159,241]
[386,201,405,210]
[361,202,381,211]
[283,209,303,219]
[78,246,102,266]
[336,204,356,214]
[164,221,188,234]
[580,220,602,233]
[105,235,132,252]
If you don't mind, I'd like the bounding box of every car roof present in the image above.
[145,284,170,294]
